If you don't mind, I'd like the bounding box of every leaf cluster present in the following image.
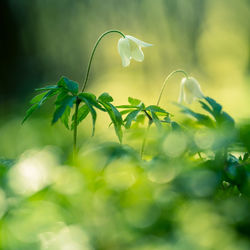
[22,77,123,142]
[117,97,171,130]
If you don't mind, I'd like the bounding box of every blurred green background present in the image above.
[1,0,250,158]
[1,1,250,250]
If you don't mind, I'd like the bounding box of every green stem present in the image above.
[140,121,152,158]
[73,98,80,158]
[74,30,125,155]
[81,30,125,92]
[156,69,189,106]
[141,69,189,159]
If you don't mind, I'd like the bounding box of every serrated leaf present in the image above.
[124,109,141,128]
[177,104,214,127]
[116,105,138,109]
[205,97,222,116]
[57,76,79,94]
[171,121,182,130]
[146,105,169,114]
[120,109,135,115]
[35,85,58,91]
[199,100,214,116]
[220,111,235,127]
[71,104,89,130]
[163,116,171,123]
[60,105,71,129]
[83,98,97,136]
[109,103,123,125]
[98,92,113,103]
[30,91,49,104]
[23,88,59,124]
[52,96,76,124]
[22,104,39,124]
[39,88,60,105]
[55,90,69,105]
[136,114,145,124]
[151,111,161,129]
[128,97,141,106]
[243,152,249,161]
[99,101,123,143]
[78,93,105,111]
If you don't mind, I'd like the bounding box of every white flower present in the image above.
[118,35,152,67]
[178,77,204,104]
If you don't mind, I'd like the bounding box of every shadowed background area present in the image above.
[1,0,250,118]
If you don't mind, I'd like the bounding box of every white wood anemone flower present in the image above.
[178,77,204,104]
[118,35,152,67]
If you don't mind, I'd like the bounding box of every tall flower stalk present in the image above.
[73,30,126,155]
[140,69,189,158]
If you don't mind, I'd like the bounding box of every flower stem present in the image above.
[81,30,125,92]
[156,69,189,106]
[140,69,189,159]
[74,30,125,156]
[73,98,80,159]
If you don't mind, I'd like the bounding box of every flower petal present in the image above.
[188,77,204,99]
[118,38,131,67]
[130,42,144,62]
[178,80,185,103]
[184,88,195,104]
[185,77,204,99]
[126,35,153,47]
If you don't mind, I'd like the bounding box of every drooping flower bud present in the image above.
[178,77,204,104]
[118,35,152,67]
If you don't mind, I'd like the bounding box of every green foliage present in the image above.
[118,97,171,130]
[22,77,125,142]
[57,76,79,95]
[71,104,89,130]
[98,93,123,143]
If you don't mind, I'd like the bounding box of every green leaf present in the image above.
[151,111,161,129]
[98,92,113,103]
[57,76,79,94]
[199,100,214,116]
[178,104,214,127]
[78,93,105,111]
[60,105,71,129]
[52,96,76,124]
[128,97,141,106]
[35,85,58,91]
[71,104,89,130]
[124,109,141,128]
[220,111,235,128]
[55,90,69,105]
[171,121,182,131]
[205,97,222,117]
[202,97,234,127]
[22,104,39,124]
[30,91,49,104]
[38,89,60,105]
[116,105,138,109]
[120,109,135,115]
[136,114,145,124]
[146,105,169,114]
[81,97,97,136]
[99,101,123,143]
[23,88,60,124]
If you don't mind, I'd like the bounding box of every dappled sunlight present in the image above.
[8,148,58,195]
